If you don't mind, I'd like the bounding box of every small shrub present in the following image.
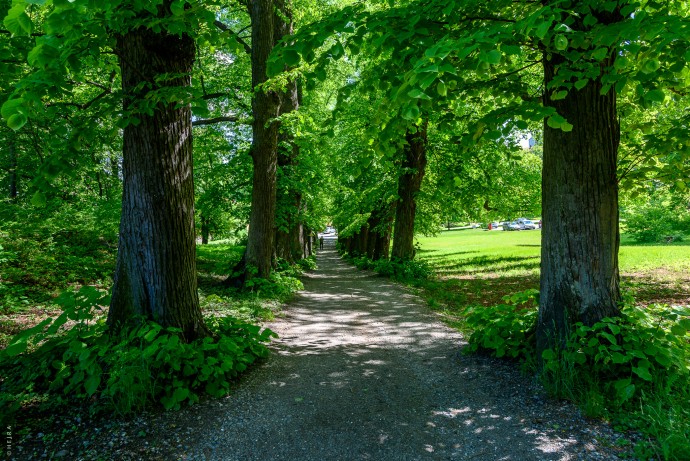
[541,303,690,407]
[624,201,688,243]
[346,254,432,281]
[0,287,276,423]
[463,289,538,360]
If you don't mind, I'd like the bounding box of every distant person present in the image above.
[319,236,324,250]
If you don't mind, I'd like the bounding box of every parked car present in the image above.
[503,221,521,231]
[488,221,500,230]
[520,220,537,230]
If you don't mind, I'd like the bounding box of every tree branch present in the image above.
[192,115,246,126]
[214,20,252,55]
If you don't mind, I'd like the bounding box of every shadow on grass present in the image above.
[433,255,540,276]
[417,250,480,261]
[419,274,541,310]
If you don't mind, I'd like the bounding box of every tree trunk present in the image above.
[108,23,206,341]
[537,18,622,353]
[243,0,281,279]
[391,123,428,260]
[372,202,395,260]
[201,214,210,245]
[366,214,379,259]
[8,138,17,200]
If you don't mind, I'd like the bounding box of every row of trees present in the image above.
[2,0,689,356]
[268,0,690,352]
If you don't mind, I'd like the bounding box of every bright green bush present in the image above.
[541,303,690,406]
[623,201,688,243]
[0,287,276,423]
[463,289,538,360]
[347,254,432,280]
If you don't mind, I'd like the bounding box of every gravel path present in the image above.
[12,237,636,460]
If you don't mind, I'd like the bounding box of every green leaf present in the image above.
[591,48,608,61]
[485,50,501,65]
[84,374,101,396]
[170,0,185,15]
[402,103,420,121]
[574,79,589,90]
[642,59,660,74]
[173,387,189,403]
[436,81,447,97]
[535,21,551,40]
[407,88,431,100]
[632,365,653,381]
[7,113,28,131]
[4,3,33,36]
[4,339,28,356]
[31,191,47,207]
[546,115,566,129]
[644,89,665,102]
[283,49,301,67]
[554,35,568,51]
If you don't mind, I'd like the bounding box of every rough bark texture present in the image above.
[537,17,622,352]
[8,138,17,200]
[391,123,428,260]
[365,202,396,260]
[274,2,305,264]
[244,0,281,279]
[108,23,206,341]
[201,214,210,245]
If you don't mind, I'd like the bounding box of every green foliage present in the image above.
[463,289,538,360]
[296,255,317,271]
[541,303,690,408]
[623,199,689,243]
[0,199,120,311]
[0,287,276,422]
[347,254,432,281]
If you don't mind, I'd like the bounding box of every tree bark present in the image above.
[391,122,428,260]
[108,22,206,341]
[273,1,305,264]
[537,10,622,353]
[373,202,396,260]
[242,0,281,279]
[201,214,210,245]
[8,138,17,200]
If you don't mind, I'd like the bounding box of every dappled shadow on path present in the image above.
[178,237,626,461]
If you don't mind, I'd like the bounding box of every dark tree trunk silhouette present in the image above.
[373,202,395,260]
[240,0,282,280]
[201,214,210,245]
[8,138,17,200]
[391,123,428,260]
[108,22,207,341]
[537,5,622,353]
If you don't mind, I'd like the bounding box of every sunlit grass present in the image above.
[415,228,690,306]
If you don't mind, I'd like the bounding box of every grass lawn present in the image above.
[415,228,690,308]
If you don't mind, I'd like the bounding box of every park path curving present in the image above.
[115,237,631,461]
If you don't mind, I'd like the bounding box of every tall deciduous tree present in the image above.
[391,122,428,260]
[537,3,623,351]
[108,17,206,340]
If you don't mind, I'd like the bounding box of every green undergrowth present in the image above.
[0,286,277,425]
[339,250,433,281]
[462,290,690,460]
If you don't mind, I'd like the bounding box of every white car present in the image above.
[520,220,537,230]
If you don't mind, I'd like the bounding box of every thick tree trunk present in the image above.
[201,214,210,245]
[391,123,428,260]
[372,202,396,260]
[273,1,303,265]
[243,0,281,279]
[537,32,621,353]
[366,214,379,259]
[8,138,17,200]
[108,24,206,341]
[356,226,369,256]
